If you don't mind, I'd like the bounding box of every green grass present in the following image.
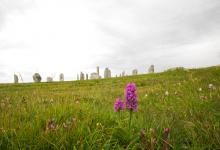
[0,66,220,149]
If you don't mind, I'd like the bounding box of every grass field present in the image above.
[0,66,220,149]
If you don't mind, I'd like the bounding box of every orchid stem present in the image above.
[129,110,132,128]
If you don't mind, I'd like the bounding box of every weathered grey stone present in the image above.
[122,71,125,77]
[59,73,64,81]
[148,65,154,73]
[104,68,111,78]
[132,69,138,75]
[33,73,42,83]
[47,77,53,82]
[86,74,88,80]
[97,66,99,76]
[90,72,99,79]
[77,74,79,80]
[14,74,19,83]
[80,72,84,80]
[90,66,101,79]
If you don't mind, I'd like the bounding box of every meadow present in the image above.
[0,66,220,149]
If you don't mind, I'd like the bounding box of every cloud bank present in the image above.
[0,0,220,83]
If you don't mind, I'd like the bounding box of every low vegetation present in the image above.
[0,66,220,149]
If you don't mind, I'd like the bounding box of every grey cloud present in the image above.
[91,0,220,73]
[0,0,34,30]
[96,0,220,47]
[1,0,220,82]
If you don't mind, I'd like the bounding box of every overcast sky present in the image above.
[0,0,220,83]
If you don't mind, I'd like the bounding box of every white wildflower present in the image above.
[208,84,213,89]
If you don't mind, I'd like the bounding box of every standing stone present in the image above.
[77,74,79,80]
[47,77,53,82]
[86,74,88,80]
[132,69,138,75]
[97,66,100,76]
[90,72,99,79]
[59,73,64,81]
[122,71,125,77]
[104,68,111,78]
[90,66,101,79]
[33,73,42,83]
[14,74,19,83]
[80,72,84,80]
[148,65,154,73]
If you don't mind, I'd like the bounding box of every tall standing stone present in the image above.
[104,68,111,78]
[77,74,79,80]
[33,73,42,83]
[59,73,64,81]
[108,68,111,78]
[132,69,138,75]
[80,72,84,80]
[122,71,125,77]
[14,74,19,83]
[97,66,99,76]
[86,74,88,80]
[148,65,154,73]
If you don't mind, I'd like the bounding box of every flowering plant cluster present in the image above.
[125,83,138,111]
[114,83,138,112]
[114,97,124,111]
[114,83,138,128]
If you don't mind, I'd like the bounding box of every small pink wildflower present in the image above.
[114,97,124,112]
